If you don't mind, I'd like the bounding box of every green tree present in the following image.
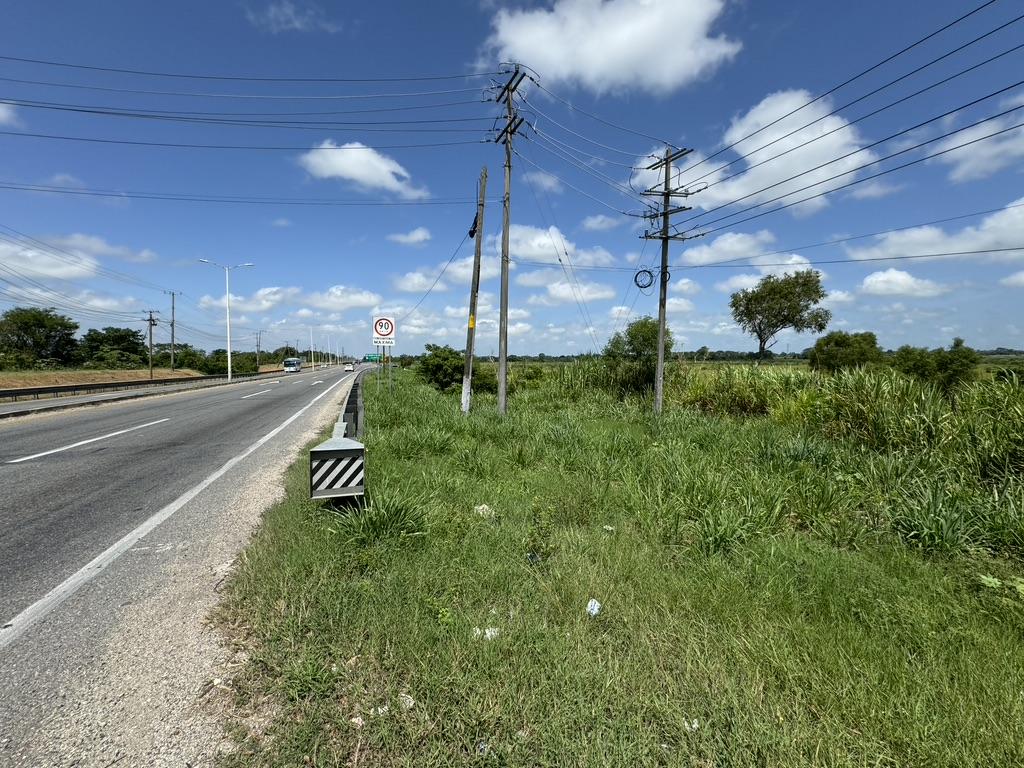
[602,316,673,393]
[418,344,464,391]
[0,306,79,367]
[808,331,883,373]
[729,270,831,357]
[80,326,146,368]
[891,337,980,396]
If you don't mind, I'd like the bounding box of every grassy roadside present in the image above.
[218,370,1024,767]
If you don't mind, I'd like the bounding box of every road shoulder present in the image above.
[0,374,354,767]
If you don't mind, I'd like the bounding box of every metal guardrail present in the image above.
[0,370,276,402]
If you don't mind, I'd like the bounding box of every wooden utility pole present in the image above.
[461,167,488,415]
[145,310,159,379]
[642,146,696,415]
[164,290,179,371]
[495,65,526,416]
[255,330,262,370]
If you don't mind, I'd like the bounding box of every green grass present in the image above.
[219,371,1024,767]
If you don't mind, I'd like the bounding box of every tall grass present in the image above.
[219,370,1024,766]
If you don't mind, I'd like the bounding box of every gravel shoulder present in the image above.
[0,375,354,767]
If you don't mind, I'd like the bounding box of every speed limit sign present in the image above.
[372,316,396,346]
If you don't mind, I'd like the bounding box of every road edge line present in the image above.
[0,372,354,651]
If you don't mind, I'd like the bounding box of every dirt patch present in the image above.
[0,368,204,389]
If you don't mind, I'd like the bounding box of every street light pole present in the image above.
[199,259,254,382]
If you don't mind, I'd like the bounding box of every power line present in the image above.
[398,233,471,323]
[516,92,647,157]
[512,246,1024,272]
[514,149,641,216]
[0,97,496,129]
[510,201,1024,273]
[687,110,1024,236]
[0,54,500,83]
[0,129,487,151]
[525,132,648,204]
[0,181,490,207]
[680,81,1024,227]
[686,39,1024,193]
[676,0,1002,179]
[0,75,489,100]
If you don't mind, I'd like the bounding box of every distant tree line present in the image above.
[0,306,316,374]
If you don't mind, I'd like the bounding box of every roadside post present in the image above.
[372,316,396,394]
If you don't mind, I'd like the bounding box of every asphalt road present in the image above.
[0,364,355,633]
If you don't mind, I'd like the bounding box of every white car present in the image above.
[344,362,355,372]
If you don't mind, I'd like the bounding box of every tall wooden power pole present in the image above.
[495,66,526,415]
[163,290,179,371]
[642,146,696,415]
[145,310,159,380]
[461,166,488,415]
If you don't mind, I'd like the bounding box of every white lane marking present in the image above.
[241,388,273,400]
[6,418,171,464]
[311,380,324,386]
[0,373,355,650]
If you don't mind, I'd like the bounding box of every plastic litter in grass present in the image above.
[398,693,415,711]
[683,719,700,732]
[371,704,390,716]
[602,525,616,533]
[349,716,365,729]
[473,626,500,640]
[476,741,490,756]
[474,504,495,519]
[586,598,601,617]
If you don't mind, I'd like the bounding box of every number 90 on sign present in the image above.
[372,316,396,346]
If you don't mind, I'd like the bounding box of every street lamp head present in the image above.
[198,258,211,264]
[238,262,255,268]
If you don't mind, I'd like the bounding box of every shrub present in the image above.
[808,331,883,373]
[890,337,980,397]
[418,344,464,391]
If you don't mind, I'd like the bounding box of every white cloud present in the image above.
[516,268,562,288]
[933,109,1024,182]
[483,0,740,95]
[846,197,1024,262]
[50,233,158,264]
[493,223,616,267]
[670,277,700,295]
[387,226,432,246]
[714,273,760,293]
[528,279,616,305]
[849,181,902,199]
[306,285,382,311]
[246,1,340,33]
[199,286,302,313]
[581,213,624,231]
[43,173,84,188]
[272,217,292,227]
[666,297,695,313]
[640,90,880,218]
[394,270,447,293]
[609,305,633,320]
[680,230,774,266]
[823,289,854,305]
[0,103,19,127]
[860,269,948,298]
[0,241,97,280]
[298,141,429,199]
[1000,271,1024,288]
[522,170,563,193]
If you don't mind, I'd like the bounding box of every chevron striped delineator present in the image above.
[309,435,365,500]
[311,455,363,493]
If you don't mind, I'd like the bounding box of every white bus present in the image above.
[283,357,303,373]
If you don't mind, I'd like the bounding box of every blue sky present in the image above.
[0,0,1022,357]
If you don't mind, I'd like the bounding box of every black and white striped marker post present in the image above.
[309,437,365,500]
